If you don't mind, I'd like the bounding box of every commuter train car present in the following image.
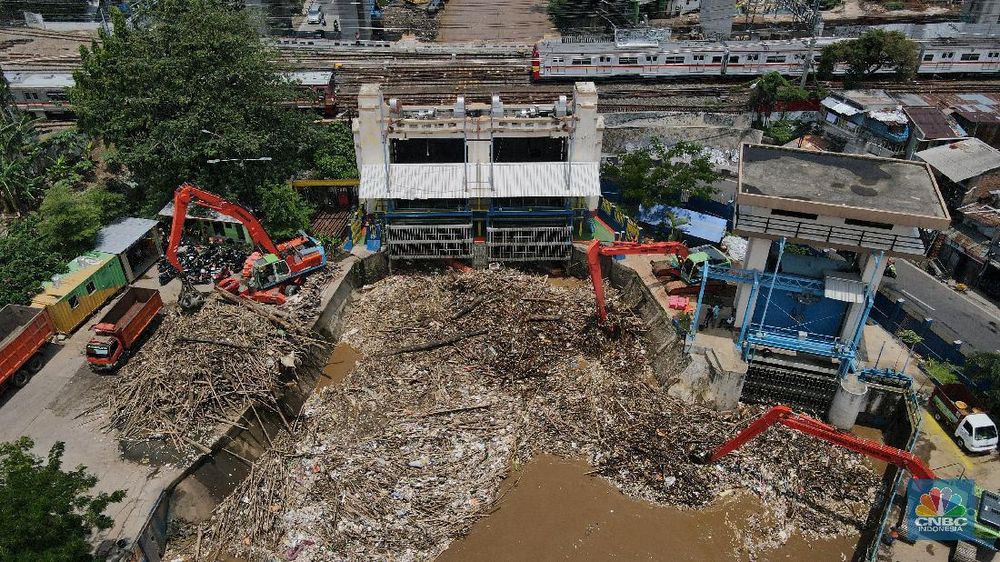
[531,36,1000,80]
[4,69,339,118]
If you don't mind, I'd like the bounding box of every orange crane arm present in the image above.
[587,239,690,323]
[165,182,280,274]
[694,405,936,480]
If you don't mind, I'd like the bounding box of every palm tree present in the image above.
[664,210,689,241]
[0,116,41,215]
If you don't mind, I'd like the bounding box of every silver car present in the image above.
[307,3,323,24]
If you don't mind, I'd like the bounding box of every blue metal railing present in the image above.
[707,265,826,295]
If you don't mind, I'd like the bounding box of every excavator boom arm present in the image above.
[588,239,690,323]
[699,405,936,480]
[166,182,280,273]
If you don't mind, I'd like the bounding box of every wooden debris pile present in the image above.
[199,269,880,561]
[105,297,307,454]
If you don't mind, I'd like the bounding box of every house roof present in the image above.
[821,97,861,117]
[959,203,1000,228]
[903,106,966,140]
[32,252,116,305]
[93,218,159,255]
[916,138,1000,183]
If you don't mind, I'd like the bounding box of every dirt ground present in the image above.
[435,0,555,43]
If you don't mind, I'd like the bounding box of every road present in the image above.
[880,259,1000,355]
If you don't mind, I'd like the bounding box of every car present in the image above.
[426,0,442,13]
[306,3,323,24]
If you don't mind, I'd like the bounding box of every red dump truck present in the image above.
[86,287,163,372]
[0,305,54,388]
[930,383,999,454]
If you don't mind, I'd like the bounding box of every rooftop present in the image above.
[93,218,159,255]
[959,203,1000,228]
[903,106,967,140]
[32,252,116,305]
[738,144,948,227]
[3,71,75,89]
[916,138,1000,184]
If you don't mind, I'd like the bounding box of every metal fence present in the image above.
[384,223,473,260]
[487,225,573,262]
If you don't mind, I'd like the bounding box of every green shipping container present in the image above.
[32,251,128,334]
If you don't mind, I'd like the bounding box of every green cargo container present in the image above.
[31,251,128,334]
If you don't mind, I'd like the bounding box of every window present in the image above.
[844,218,893,230]
[989,52,1000,58]
[46,91,67,101]
[770,208,818,220]
[976,425,998,441]
[765,55,786,63]
[85,281,96,295]
[963,420,974,435]
[923,54,934,61]
[746,54,759,61]
[961,53,980,61]
[571,57,591,65]
[644,55,657,63]
[712,56,723,63]
[729,55,739,63]
[942,52,955,59]
[552,56,563,63]
[599,56,612,63]
[68,295,80,309]
[663,56,685,64]
[618,56,638,65]
[693,55,705,61]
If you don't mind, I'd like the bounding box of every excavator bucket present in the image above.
[690,449,714,464]
[177,280,207,312]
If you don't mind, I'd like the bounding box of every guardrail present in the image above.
[736,212,926,255]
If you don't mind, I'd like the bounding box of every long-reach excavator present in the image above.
[588,239,690,324]
[693,405,1000,552]
[166,183,327,310]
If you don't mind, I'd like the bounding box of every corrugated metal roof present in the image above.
[359,162,601,199]
[903,106,966,140]
[824,273,866,303]
[32,252,116,305]
[821,97,861,117]
[93,217,159,255]
[916,138,1000,183]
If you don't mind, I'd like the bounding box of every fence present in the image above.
[868,290,968,368]
[384,224,473,259]
[487,225,573,262]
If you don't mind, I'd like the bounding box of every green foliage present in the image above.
[762,119,802,145]
[966,352,1000,416]
[884,1,904,9]
[311,122,358,179]
[895,328,924,346]
[0,217,68,307]
[602,139,720,207]
[86,184,129,225]
[923,358,959,384]
[818,30,919,86]
[70,0,312,213]
[38,184,102,256]
[547,0,605,31]
[0,115,43,214]
[748,73,810,124]
[256,182,315,241]
[0,437,125,561]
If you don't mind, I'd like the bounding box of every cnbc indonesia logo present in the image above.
[913,486,969,532]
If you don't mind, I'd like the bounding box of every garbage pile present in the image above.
[105,297,311,455]
[197,270,879,561]
[381,0,439,41]
[157,240,249,286]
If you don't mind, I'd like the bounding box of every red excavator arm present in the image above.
[693,405,936,480]
[165,182,280,274]
[588,239,690,324]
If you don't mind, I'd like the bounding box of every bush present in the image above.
[256,181,315,241]
[884,1,904,9]
[38,184,102,256]
[763,120,800,145]
[923,358,958,384]
[0,217,68,307]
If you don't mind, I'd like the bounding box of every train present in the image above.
[3,69,338,118]
[531,35,1000,80]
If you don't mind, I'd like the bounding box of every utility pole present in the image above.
[799,0,822,88]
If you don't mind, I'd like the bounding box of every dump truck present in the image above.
[930,383,999,454]
[0,305,54,389]
[86,287,163,372]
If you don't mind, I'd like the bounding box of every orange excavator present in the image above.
[693,405,1000,551]
[588,239,690,325]
[166,183,327,310]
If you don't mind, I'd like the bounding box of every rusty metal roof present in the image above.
[903,106,966,140]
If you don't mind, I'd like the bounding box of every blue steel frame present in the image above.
[689,236,886,375]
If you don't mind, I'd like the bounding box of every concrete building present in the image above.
[819,90,909,158]
[916,138,1000,206]
[961,0,1000,25]
[353,83,603,264]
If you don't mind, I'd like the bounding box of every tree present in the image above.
[256,181,314,241]
[602,140,720,207]
[0,437,125,561]
[965,352,1000,416]
[0,217,68,307]
[818,30,919,86]
[748,72,810,125]
[70,0,312,214]
[311,122,358,179]
[38,184,102,256]
[663,211,690,241]
[0,115,43,214]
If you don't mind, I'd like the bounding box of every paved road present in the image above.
[880,259,1000,355]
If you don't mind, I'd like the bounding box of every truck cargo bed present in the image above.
[0,305,45,349]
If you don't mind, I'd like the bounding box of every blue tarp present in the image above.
[637,205,727,243]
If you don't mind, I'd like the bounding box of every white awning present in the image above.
[821,97,861,117]
[824,274,866,303]
[359,162,601,199]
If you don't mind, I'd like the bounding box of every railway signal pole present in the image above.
[799,0,822,88]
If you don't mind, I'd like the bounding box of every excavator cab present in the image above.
[249,254,292,290]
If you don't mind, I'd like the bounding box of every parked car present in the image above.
[307,3,323,24]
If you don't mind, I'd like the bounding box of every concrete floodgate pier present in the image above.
[142,249,904,562]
